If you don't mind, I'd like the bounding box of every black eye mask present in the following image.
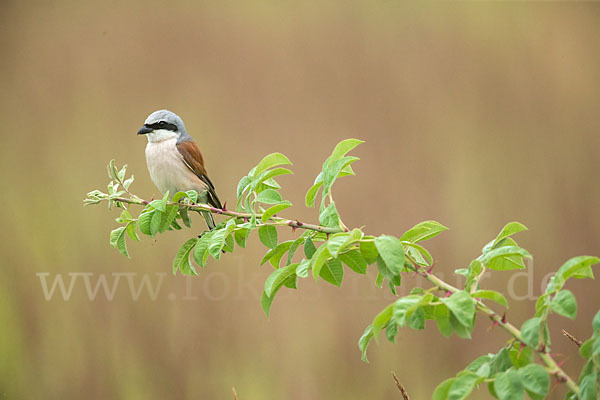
[145,121,178,132]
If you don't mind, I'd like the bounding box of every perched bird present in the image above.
[137,109,222,229]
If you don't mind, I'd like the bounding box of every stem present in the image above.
[111,197,342,235]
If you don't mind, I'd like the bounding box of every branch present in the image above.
[391,371,410,400]
[111,196,342,235]
[561,329,583,348]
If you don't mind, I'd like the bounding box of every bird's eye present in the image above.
[159,121,166,127]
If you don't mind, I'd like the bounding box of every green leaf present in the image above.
[184,190,198,203]
[304,237,317,259]
[403,242,433,266]
[320,156,358,199]
[376,255,401,291]
[464,260,483,291]
[509,342,533,368]
[358,324,374,362]
[261,202,292,222]
[593,309,600,334]
[472,290,508,308]
[138,210,153,236]
[234,228,251,248]
[492,222,528,247]
[319,258,344,287]
[392,295,421,327]
[330,138,364,161]
[122,175,134,190]
[179,207,191,228]
[261,290,277,318]
[579,338,594,358]
[125,221,140,241]
[286,234,307,265]
[326,233,350,258]
[172,191,189,203]
[489,347,513,375]
[305,181,323,208]
[518,364,549,396]
[193,233,212,267]
[385,321,398,343]
[372,304,393,342]
[433,378,455,400]
[339,250,368,274]
[487,254,527,271]
[253,153,292,177]
[264,263,298,297]
[520,317,542,348]
[207,221,236,259]
[236,176,251,199]
[466,355,492,376]
[494,369,523,400]
[109,226,129,258]
[449,313,472,339]
[400,220,449,243]
[296,259,311,278]
[172,238,197,276]
[263,241,294,268]
[433,304,454,337]
[107,159,118,180]
[555,256,600,283]
[223,234,234,253]
[579,373,599,400]
[254,167,293,188]
[479,246,531,268]
[375,272,384,288]
[441,291,475,328]
[117,163,127,181]
[319,201,340,228]
[255,188,283,205]
[116,209,132,223]
[550,289,577,319]
[359,239,379,264]
[258,225,278,249]
[160,204,179,232]
[150,209,162,236]
[311,245,332,281]
[534,293,550,317]
[447,372,480,400]
[374,235,404,276]
[149,191,169,212]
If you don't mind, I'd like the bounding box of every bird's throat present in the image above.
[146,129,179,143]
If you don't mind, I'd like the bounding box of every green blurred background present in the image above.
[1,1,599,399]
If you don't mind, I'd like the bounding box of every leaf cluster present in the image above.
[85,140,600,399]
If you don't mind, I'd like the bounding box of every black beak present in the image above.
[137,125,153,135]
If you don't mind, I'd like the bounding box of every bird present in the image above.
[137,109,222,229]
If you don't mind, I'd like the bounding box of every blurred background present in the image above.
[1,1,599,399]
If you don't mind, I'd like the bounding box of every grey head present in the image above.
[137,109,192,142]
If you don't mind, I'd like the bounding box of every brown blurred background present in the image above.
[1,1,599,399]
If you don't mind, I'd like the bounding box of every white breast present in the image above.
[145,138,205,196]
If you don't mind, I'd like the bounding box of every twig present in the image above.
[232,387,238,400]
[391,371,410,400]
[110,196,342,235]
[562,329,583,347]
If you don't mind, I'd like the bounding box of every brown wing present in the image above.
[176,140,223,209]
